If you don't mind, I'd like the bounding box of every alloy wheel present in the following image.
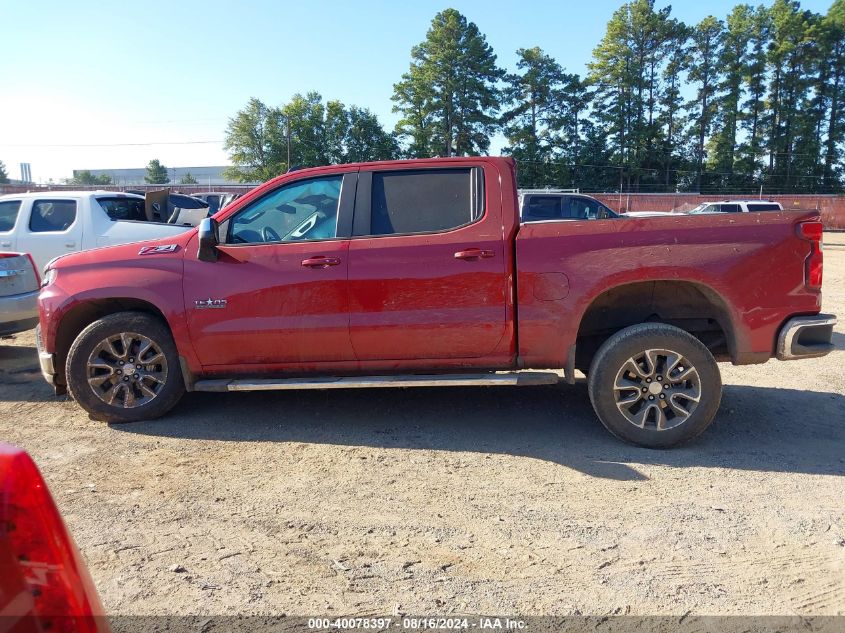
[85,332,168,408]
[612,348,701,430]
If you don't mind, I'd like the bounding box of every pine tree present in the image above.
[0,160,8,184]
[708,5,755,189]
[821,0,845,190]
[686,16,724,191]
[392,9,503,157]
[144,159,170,184]
[588,0,679,190]
[765,0,814,189]
[792,11,829,192]
[588,4,637,182]
[736,5,771,186]
[657,20,690,189]
[501,47,571,187]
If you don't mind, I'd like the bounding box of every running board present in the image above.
[193,372,561,393]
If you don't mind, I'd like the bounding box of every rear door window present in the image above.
[747,203,781,212]
[29,200,77,232]
[365,168,482,236]
[206,195,222,214]
[523,196,561,221]
[96,197,146,221]
[564,196,602,219]
[0,200,21,232]
[719,204,742,213]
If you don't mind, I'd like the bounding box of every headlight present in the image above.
[41,268,57,288]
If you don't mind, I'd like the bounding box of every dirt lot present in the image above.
[1,236,844,617]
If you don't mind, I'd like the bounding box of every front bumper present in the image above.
[35,324,63,393]
[776,313,837,360]
[0,289,39,336]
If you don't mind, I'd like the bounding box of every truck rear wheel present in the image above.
[587,323,722,448]
[66,312,185,423]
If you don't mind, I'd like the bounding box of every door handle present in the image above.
[301,256,341,268]
[65,241,76,248]
[454,248,494,260]
[0,242,10,248]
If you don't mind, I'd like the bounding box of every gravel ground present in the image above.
[0,235,843,617]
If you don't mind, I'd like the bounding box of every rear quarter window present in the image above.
[564,196,602,219]
[0,200,21,232]
[96,197,147,221]
[747,203,782,212]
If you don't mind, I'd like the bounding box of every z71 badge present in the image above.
[138,244,179,255]
[194,298,227,309]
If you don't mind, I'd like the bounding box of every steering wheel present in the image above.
[262,226,281,243]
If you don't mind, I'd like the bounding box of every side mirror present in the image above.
[197,218,219,262]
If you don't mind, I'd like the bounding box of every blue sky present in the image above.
[0,0,834,182]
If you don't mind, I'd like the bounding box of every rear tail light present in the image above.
[0,444,107,632]
[797,221,823,291]
[0,252,40,285]
[26,253,41,286]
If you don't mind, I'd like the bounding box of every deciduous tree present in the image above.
[70,170,112,185]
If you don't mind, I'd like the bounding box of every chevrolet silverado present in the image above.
[36,157,836,447]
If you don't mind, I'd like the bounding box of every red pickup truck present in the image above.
[36,157,835,447]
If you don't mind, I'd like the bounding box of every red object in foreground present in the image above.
[0,443,107,633]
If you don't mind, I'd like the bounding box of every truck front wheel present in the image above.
[66,312,185,423]
[587,323,722,448]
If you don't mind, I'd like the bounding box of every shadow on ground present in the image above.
[4,338,843,481]
[0,344,49,400]
[113,381,845,481]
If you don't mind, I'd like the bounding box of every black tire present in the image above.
[66,312,185,423]
[587,323,722,448]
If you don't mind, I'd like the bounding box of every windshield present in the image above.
[688,203,716,214]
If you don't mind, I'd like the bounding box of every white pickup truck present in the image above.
[626,199,785,218]
[0,191,192,272]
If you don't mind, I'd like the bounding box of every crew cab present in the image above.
[36,158,836,447]
[0,191,193,272]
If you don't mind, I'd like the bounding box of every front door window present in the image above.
[228,176,342,244]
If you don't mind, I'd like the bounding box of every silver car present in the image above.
[0,253,40,336]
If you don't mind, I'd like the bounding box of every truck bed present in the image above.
[515,210,822,370]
